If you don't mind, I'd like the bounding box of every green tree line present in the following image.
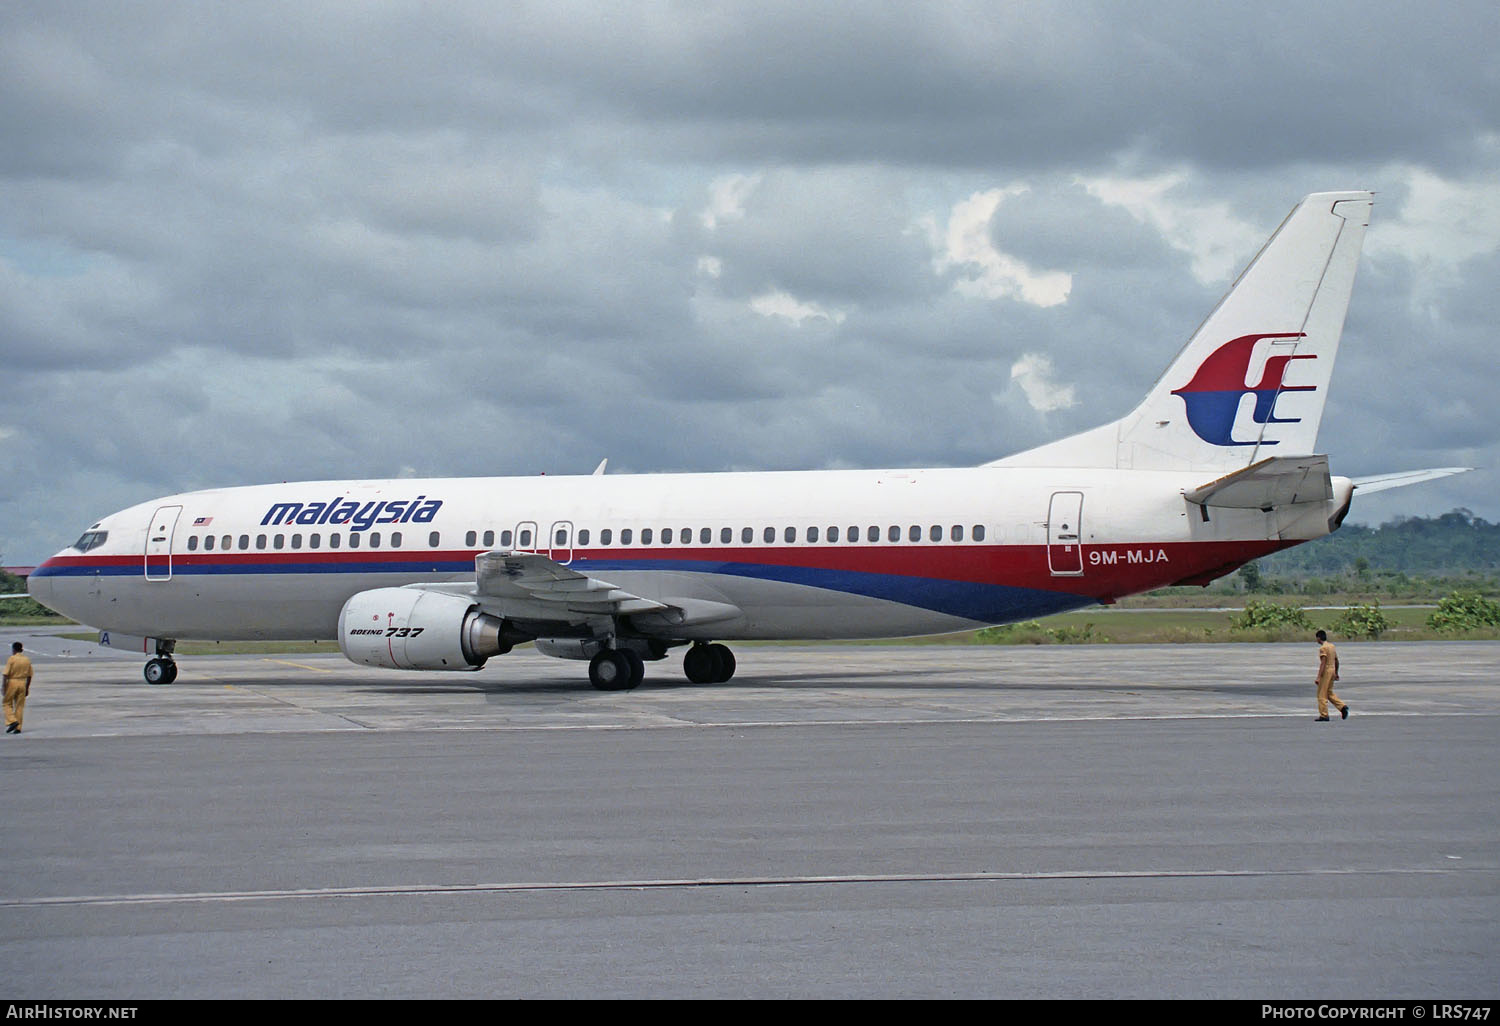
[1256,509,1500,576]
[0,569,53,618]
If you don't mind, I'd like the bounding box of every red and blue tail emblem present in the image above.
[1171,333,1313,447]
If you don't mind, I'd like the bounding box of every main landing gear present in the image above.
[587,642,737,690]
[588,648,645,692]
[143,640,178,685]
[683,642,736,685]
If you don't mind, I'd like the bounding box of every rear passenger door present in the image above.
[1046,492,1084,576]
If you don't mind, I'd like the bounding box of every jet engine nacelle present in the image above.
[338,587,511,671]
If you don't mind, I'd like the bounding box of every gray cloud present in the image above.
[1,1,1497,562]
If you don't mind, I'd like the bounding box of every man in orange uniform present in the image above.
[1314,630,1348,722]
[4,641,33,734]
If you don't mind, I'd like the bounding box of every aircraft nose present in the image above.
[26,560,56,610]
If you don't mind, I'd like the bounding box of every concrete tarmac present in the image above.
[2,629,1497,998]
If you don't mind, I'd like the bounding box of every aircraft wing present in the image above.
[408,551,743,632]
[472,550,670,617]
[1352,467,1473,495]
[1184,455,1332,511]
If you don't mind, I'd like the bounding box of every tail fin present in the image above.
[992,191,1373,471]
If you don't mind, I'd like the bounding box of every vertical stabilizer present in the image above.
[991,191,1372,471]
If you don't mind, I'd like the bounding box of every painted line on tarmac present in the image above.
[262,658,338,674]
[17,708,1488,740]
[4,865,1489,910]
[397,708,1487,733]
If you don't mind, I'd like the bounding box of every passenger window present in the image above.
[702,528,712,544]
[291,534,302,550]
[329,533,341,549]
[621,529,633,545]
[828,526,840,543]
[309,534,321,549]
[951,525,964,542]
[518,529,532,547]
[187,536,199,551]
[888,526,900,542]
[274,534,285,549]
[256,535,267,550]
[221,535,232,550]
[848,526,858,542]
[430,531,441,547]
[465,530,477,546]
[601,529,612,545]
[930,525,941,542]
[909,526,921,542]
[391,532,402,547]
[764,527,775,543]
[205,535,215,551]
[348,533,360,549]
[807,526,820,543]
[868,526,879,542]
[973,525,985,542]
[369,532,381,548]
[239,535,249,550]
[662,528,673,545]
[720,527,732,544]
[483,530,495,547]
[500,530,513,547]
[681,527,692,544]
[642,528,653,545]
[742,527,752,544]
[578,529,590,546]
[784,526,796,543]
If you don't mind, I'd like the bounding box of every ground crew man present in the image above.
[4,641,33,734]
[1314,629,1348,722]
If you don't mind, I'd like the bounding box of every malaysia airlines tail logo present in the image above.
[1171,333,1313,447]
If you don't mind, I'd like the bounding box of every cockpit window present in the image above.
[73,531,108,552]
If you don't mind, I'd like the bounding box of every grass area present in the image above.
[962,605,1500,645]
[770,602,1499,646]
[1120,588,1443,609]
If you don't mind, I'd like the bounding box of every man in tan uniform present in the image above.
[5,641,33,734]
[1314,629,1348,722]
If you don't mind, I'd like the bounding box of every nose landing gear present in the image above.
[143,640,178,685]
[143,657,177,685]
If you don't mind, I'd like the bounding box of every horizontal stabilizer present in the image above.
[1184,455,1331,510]
[1352,467,1473,495]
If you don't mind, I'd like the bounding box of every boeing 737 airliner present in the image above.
[27,192,1468,689]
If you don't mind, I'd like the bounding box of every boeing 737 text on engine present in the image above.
[27,193,1469,689]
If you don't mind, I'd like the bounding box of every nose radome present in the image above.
[26,565,52,606]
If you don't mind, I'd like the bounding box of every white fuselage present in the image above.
[29,465,1336,642]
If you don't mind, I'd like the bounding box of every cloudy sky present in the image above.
[2,1,1497,562]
